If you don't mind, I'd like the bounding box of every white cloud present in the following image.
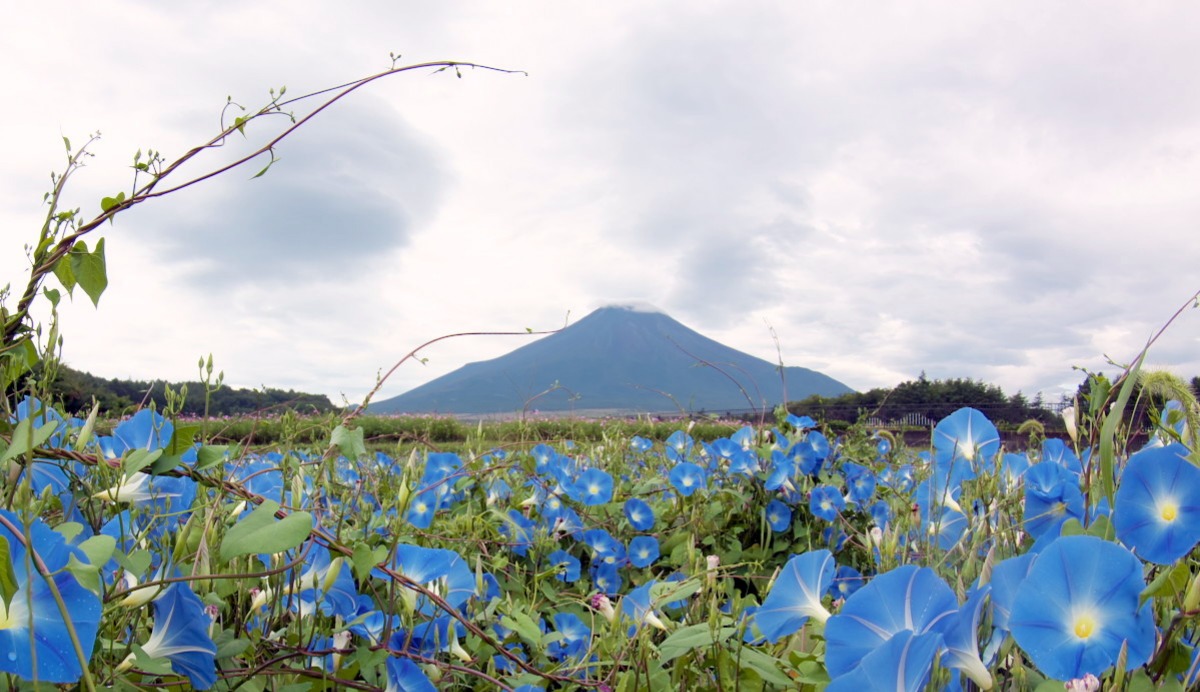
[3,2,1199,407]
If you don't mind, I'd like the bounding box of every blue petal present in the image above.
[826,630,944,692]
[1010,535,1152,680]
[1113,443,1200,565]
[825,565,958,677]
[753,550,834,643]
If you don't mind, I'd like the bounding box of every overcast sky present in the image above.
[3,2,1199,409]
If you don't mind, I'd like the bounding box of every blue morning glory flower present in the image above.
[385,655,436,692]
[544,505,584,536]
[824,565,959,677]
[941,585,993,689]
[378,544,476,616]
[1023,461,1085,540]
[630,435,654,453]
[752,550,834,642]
[665,430,694,463]
[987,553,1035,634]
[547,612,591,662]
[0,510,102,683]
[1009,535,1155,681]
[1112,443,1200,565]
[765,499,792,533]
[825,629,944,692]
[1000,452,1032,492]
[548,550,581,582]
[933,407,1000,474]
[786,413,816,430]
[349,609,401,645]
[593,562,622,595]
[765,451,797,493]
[136,581,218,689]
[580,528,626,567]
[500,510,536,557]
[868,499,891,529]
[405,489,438,529]
[628,536,660,568]
[793,430,831,476]
[727,447,761,476]
[390,616,468,659]
[810,485,845,522]
[623,497,655,531]
[1041,438,1082,477]
[669,462,707,497]
[621,580,668,632]
[575,468,614,505]
[99,408,174,457]
[830,564,864,601]
[843,463,876,505]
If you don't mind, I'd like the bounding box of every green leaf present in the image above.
[1086,514,1115,541]
[650,577,703,606]
[351,543,388,581]
[213,630,253,660]
[123,448,163,477]
[0,537,18,612]
[52,256,77,294]
[658,624,734,662]
[1060,518,1085,537]
[1099,353,1144,504]
[166,424,201,455]
[1141,560,1191,605]
[77,534,117,568]
[54,522,85,543]
[114,547,153,577]
[68,237,108,307]
[499,611,543,647]
[196,445,232,471]
[220,500,313,562]
[100,191,126,213]
[149,452,186,475]
[1,418,61,464]
[737,647,797,688]
[66,553,101,594]
[330,425,367,460]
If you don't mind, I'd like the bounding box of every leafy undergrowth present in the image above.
[0,395,1198,691]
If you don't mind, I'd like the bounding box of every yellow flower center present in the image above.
[588,484,601,495]
[414,501,428,514]
[1073,613,1097,639]
[1160,501,1179,522]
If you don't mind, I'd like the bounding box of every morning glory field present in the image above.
[4,55,1200,692]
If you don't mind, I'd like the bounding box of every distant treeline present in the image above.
[43,364,335,417]
[786,373,1200,431]
[785,375,1063,428]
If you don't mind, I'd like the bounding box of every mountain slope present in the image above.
[370,306,853,414]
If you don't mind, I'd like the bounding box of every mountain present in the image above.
[369,306,854,415]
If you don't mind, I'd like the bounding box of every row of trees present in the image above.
[787,372,1200,431]
[43,364,334,417]
[786,374,1062,428]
